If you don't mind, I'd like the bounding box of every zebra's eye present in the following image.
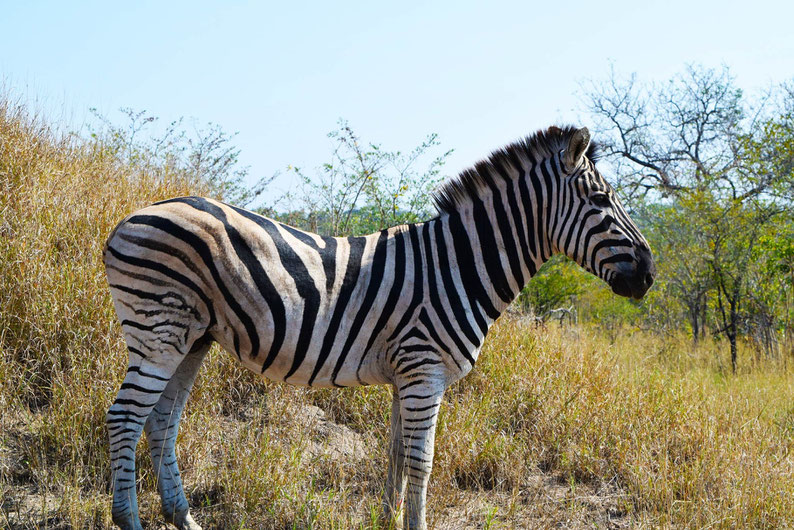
[590,192,610,208]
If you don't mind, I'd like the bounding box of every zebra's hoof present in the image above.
[173,511,202,530]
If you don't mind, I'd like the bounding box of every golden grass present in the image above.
[2,96,794,529]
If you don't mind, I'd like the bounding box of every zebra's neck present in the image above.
[426,154,556,322]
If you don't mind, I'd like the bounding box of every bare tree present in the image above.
[583,65,749,200]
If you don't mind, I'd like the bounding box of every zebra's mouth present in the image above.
[609,247,656,300]
[609,274,652,300]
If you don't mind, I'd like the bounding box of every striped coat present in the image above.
[105,126,655,530]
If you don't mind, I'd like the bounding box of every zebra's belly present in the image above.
[215,314,392,389]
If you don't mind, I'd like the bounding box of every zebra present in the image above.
[104,125,655,530]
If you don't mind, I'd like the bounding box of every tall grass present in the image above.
[2,97,794,529]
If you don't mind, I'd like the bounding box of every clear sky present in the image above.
[2,1,792,198]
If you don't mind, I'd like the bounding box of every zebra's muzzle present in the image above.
[608,246,655,300]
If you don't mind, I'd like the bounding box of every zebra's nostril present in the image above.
[644,273,654,288]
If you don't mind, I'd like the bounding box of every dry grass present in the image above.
[2,97,794,529]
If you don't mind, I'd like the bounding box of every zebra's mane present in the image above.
[432,125,601,214]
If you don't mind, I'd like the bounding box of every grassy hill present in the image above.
[2,98,794,529]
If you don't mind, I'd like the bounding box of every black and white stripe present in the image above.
[104,125,654,530]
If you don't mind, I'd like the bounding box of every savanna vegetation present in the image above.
[2,64,794,529]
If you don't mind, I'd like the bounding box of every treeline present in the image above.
[581,66,794,370]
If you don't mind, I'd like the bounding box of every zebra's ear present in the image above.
[563,127,591,171]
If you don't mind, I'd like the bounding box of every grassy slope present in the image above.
[2,99,794,529]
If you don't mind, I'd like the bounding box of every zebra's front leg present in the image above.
[396,376,446,530]
[383,389,406,523]
[144,343,209,530]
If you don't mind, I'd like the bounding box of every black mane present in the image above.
[432,125,600,214]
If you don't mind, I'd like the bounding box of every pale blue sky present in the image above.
[2,1,792,199]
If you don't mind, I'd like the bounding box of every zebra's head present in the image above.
[554,127,655,300]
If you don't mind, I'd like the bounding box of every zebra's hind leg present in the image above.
[107,345,187,530]
[383,389,407,524]
[144,339,210,530]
